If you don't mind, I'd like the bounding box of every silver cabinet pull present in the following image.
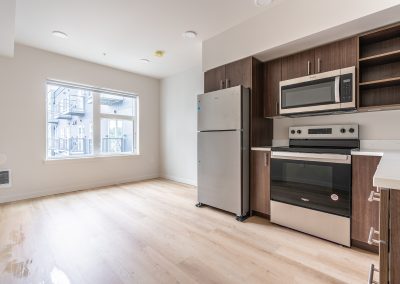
[368,264,379,284]
[307,60,311,75]
[368,190,381,202]
[264,152,268,167]
[317,58,321,73]
[368,227,381,245]
[225,78,230,88]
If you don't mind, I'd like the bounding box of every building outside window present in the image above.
[46,81,138,159]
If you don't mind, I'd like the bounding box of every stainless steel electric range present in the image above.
[270,124,360,247]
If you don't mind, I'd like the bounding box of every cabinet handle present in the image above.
[317,58,321,73]
[368,190,381,202]
[219,80,225,89]
[368,227,382,245]
[368,264,379,284]
[225,78,230,88]
[307,60,311,75]
[276,102,279,115]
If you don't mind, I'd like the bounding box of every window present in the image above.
[46,81,138,159]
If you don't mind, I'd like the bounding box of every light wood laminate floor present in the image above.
[0,179,377,284]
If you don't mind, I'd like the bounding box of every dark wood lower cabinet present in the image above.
[250,150,270,216]
[389,190,400,283]
[370,188,400,284]
[352,155,381,251]
[379,189,389,284]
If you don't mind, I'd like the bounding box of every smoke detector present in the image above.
[254,0,273,6]
[182,31,198,39]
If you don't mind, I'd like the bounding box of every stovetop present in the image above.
[271,146,357,155]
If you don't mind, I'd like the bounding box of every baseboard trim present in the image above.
[351,239,379,254]
[251,210,270,220]
[161,174,197,186]
[0,173,160,204]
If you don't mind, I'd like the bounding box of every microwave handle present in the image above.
[335,76,340,103]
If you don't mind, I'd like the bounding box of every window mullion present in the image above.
[93,92,101,155]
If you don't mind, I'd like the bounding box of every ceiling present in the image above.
[14,0,274,78]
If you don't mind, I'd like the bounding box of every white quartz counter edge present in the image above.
[372,151,400,190]
[251,147,271,151]
[351,150,384,157]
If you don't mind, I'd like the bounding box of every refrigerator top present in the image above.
[197,86,247,132]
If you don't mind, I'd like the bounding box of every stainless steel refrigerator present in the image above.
[196,85,250,221]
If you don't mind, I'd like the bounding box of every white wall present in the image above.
[0,0,15,57]
[203,0,400,71]
[0,44,160,203]
[274,110,400,149]
[160,66,203,186]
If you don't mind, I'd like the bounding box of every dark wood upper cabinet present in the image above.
[203,57,273,147]
[314,41,341,73]
[251,150,271,215]
[339,37,358,68]
[351,155,381,247]
[264,58,281,117]
[225,57,252,89]
[204,65,225,93]
[281,49,315,80]
[358,23,400,111]
[314,37,357,73]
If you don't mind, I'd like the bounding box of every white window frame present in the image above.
[45,80,139,160]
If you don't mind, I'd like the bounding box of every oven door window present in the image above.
[281,77,337,109]
[271,158,351,217]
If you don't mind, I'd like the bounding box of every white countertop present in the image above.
[251,146,272,151]
[350,148,400,190]
[351,149,384,156]
[371,151,400,190]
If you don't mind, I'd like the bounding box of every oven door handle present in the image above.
[271,151,351,164]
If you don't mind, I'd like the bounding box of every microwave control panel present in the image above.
[340,73,353,103]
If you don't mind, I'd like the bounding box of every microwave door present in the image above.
[280,78,339,114]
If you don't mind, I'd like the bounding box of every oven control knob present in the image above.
[291,130,296,134]
[297,130,302,134]
[349,128,355,133]
[340,128,346,134]
[331,194,339,201]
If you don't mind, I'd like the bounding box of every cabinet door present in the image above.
[204,65,226,93]
[390,190,400,284]
[225,57,252,89]
[264,59,281,117]
[251,151,271,215]
[314,37,357,73]
[379,189,389,284]
[351,155,381,245]
[281,49,315,80]
[339,37,357,68]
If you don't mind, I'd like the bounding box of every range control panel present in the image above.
[289,124,359,140]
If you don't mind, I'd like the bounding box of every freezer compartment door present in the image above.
[198,131,244,216]
[198,86,243,131]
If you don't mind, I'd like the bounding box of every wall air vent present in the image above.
[0,170,11,188]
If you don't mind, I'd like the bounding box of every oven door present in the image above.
[280,71,341,115]
[271,152,351,217]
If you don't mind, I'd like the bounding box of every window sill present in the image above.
[43,153,141,164]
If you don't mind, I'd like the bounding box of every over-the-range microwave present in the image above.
[279,66,355,116]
